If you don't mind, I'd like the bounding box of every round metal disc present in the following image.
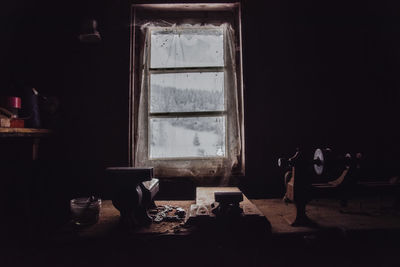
[314,148,324,175]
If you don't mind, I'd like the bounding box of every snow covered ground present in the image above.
[150,117,225,158]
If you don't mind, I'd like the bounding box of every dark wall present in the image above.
[241,0,400,196]
[1,0,399,199]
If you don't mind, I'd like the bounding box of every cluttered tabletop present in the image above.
[53,196,400,243]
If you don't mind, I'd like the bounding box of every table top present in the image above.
[253,197,400,236]
[52,196,400,244]
[0,128,52,137]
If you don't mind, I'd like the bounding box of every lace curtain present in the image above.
[133,22,243,178]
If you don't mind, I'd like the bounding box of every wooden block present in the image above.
[196,187,265,217]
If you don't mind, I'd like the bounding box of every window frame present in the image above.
[129,3,245,178]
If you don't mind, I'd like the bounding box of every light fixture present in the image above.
[79,19,101,43]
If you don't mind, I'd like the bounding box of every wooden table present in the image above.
[8,197,400,267]
[54,196,400,241]
[253,197,400,236]
[0,127,51,137]
[0,128,51,160]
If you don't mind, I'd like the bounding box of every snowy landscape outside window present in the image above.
[149,27,226,159]
[131,4,244,178]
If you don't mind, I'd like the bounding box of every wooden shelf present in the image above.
[0,128,52,138]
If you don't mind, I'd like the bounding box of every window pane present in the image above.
[150,72,224,113]
[151,28,224,68]
[150,116,226,159]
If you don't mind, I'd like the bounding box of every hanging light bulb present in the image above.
[79,19,101,43]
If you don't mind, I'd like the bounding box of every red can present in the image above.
[6,96,21,109]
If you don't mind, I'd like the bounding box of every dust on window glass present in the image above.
[150,72,225,113]
[149,26,226,159]
[150,28,224,68]
[149,116,226,159]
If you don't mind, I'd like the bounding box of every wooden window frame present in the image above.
[129,2,245,178]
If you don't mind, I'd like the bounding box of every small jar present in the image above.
[70,197,101,226]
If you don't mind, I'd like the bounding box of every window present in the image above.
[149,27,226,159]
[130,3,244,177]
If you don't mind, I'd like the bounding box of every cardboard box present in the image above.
[0,116,11,128]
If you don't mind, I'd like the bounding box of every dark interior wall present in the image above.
[241,0,400,196]
[1,0,131,200]
[1,0,399,199]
